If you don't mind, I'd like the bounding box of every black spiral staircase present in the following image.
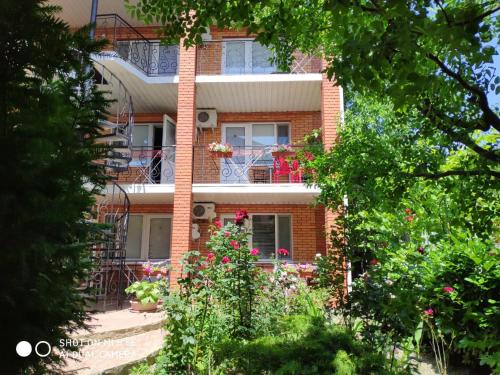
[89,60,136,309]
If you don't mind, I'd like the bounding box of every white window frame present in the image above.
[126,214,173,261]
[221,122,291,146]
[221,213,293,261]
[221,39,277,74]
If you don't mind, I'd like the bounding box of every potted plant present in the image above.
[271,144,296,158]
[208,142,233,158]
[125,280,164,312]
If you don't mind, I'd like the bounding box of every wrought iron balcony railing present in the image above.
[196,40,322,75]
[193,145,312,184]
[111,146,176,184]
[95,14,179,76]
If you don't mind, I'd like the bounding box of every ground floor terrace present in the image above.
[116,203,327,283]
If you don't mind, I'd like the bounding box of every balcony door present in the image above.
[222,123,290,183]
[131,115,176,183]
[222,40,277,74]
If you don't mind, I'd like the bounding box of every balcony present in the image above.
[192,145,319,204]
[196,40,322,75]
[193,145,315,184]
[112,146,176,184]
[95,14,179,77]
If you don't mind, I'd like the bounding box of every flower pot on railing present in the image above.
[210,150,233,158]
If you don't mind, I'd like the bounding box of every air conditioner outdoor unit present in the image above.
[192,203,216,220]
[196,109,217,129]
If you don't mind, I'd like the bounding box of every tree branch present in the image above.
[421,101,500,163]
[427,53,500,133]
[453,5,500,26]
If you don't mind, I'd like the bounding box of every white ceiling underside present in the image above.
[196,78,322,112]
[93,57,179,113]
[100,184,320,205]
[193,184,320,205]
[50,0,144,28]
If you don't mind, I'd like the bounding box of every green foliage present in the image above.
[125,280,165,304]
[301,95,499,371]
[129,0,500,168]
[0,1,109,373]
[215,314,390,375]
[156,213,394,374]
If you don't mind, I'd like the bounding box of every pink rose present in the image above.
[250,248,260,256]
[278,248,289,256]
[224,231,231,237]
[235,209,249,225]
[405,215,414,222]
[230,240,240,250]
[404,208,412,214]
[442,286,454,293]
[222,256,230,264]
[423,308,434,316]
[207,252,215,262]
[213,218,222,229]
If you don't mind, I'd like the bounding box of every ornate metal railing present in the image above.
[95,14,179,76]
[114,146,176,184]
[196,40,322,75]
[193,145,312,184]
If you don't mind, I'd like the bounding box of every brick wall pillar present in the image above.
[170,40,197,287]
[321,65,342,253]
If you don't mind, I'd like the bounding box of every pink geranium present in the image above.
[230,240,240,250]
[278,248,289,256]
[250,248,260,256]
[206,252,215,262]
[404,215,414,222]
[222,256,230,264]
[423,308,434,316]
[443,286,454,293]
[404,208,412,214]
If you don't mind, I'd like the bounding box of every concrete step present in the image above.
[60,309,165,374]
[61,328,164,374]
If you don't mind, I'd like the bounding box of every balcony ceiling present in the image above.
[50,0,146,28]
[93,56,179,113]
[196,75,322,112]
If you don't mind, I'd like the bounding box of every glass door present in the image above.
[222,125,249,183]
[161,115,176,184]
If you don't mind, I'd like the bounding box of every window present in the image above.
[125,215,172,260]
[223,40,277,74]
[221,213,292,260]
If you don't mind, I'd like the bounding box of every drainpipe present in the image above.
[89,0,99,40]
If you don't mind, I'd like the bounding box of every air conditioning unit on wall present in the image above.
[192,203,216,220]
[196,109,217,129]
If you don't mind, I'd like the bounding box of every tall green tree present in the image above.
[0,1,108,373]
[128,0,500,173]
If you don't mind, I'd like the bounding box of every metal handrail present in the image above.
[95,14,179,76]
[193,145,311,184]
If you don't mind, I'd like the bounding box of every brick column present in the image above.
[321,67,342,253]
[170,41,197,287]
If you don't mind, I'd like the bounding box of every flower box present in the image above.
[210,150,233,158]
[272,151,296,158]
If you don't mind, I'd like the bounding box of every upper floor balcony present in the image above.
[93,14,323,112]
[196,40,322,76]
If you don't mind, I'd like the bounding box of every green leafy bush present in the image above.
[125,280,165,304]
